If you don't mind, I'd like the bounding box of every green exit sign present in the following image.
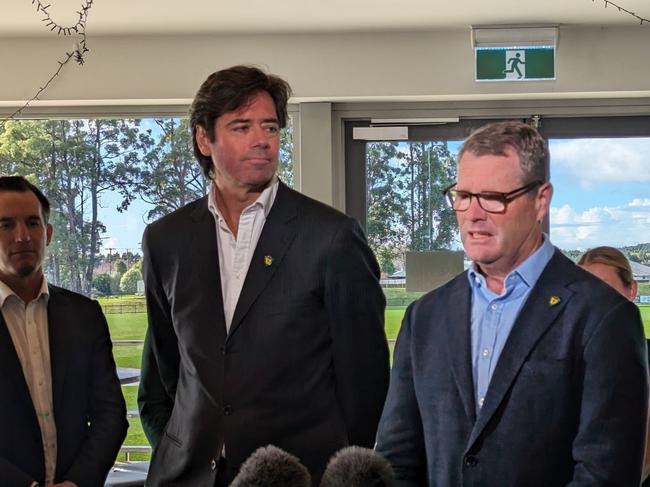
[476,47,555,81]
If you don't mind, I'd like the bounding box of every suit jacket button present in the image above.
[223,405,233,416]
[464,454,478,467]
[220,345,226,355]
[210,459,217,470]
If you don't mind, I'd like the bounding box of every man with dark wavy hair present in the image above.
[139,65,389,486]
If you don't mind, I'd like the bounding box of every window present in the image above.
[0,115,295,460]
[346,115,650,352]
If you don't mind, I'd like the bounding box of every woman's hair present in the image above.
[578,246,634,289]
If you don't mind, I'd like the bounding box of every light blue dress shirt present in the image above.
[468,236,555,415]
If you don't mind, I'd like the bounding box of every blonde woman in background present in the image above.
[578,246,649,484]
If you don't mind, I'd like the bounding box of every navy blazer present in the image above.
[0,285,127,487]
[376,250,648,487]
[139,182,389,485]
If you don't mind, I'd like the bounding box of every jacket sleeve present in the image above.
[568,299,649,485]
[64,302,128,487]
[324,217,390,447]
[375,301,428,486]
[138,224,178,450]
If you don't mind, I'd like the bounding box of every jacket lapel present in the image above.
[228,183,298,339]
[47,286,69,414]
[466,251,574,449]
[442,275,477,424]
[190,198,227,336]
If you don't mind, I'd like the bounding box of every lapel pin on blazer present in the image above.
[549,295,561,306]
[264,255,274,267]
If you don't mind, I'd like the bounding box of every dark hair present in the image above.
[189,65,292,178]
[578,246,635,289]
[0,176,51,223]
[458,121,549,183]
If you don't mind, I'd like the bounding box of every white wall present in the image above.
[2,26,649,206]
[1,26,650,104]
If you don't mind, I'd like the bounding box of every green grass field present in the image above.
[104,293,650,459]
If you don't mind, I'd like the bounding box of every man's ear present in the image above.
[535,181,553,223]
[46,223,53,247]
[195,126,213,157]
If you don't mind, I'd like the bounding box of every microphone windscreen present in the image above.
[320,446,394,487]
[229,445,311,487]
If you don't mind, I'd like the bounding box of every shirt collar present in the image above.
[208,176,279,222]
[467,234,555,293]
[0,274,50,307]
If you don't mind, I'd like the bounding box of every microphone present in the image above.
[320,446,394,487]
[229,445,311,487]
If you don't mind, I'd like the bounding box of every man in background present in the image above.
[0,176,127,487]
[139,65,389,486]
[376,121,648,486]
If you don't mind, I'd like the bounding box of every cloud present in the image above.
[550,138,650,184]
[550,200,650,250]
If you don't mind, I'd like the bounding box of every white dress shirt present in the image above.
[0,277,57,485]
[207,178,279,332]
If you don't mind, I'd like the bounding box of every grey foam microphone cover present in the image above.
[320,446,394,487]
[229,445,311,487]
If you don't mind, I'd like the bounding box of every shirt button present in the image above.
[464,454,479,467]
[491,303,498,310]
[478,397,485,408]
[210,459,217,470]
[481,348,490,358]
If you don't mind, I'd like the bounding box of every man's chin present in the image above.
[16,264,37,278]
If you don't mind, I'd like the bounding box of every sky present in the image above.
[98,196,149,255]
[96,135,650,255]
[549,137,650,250]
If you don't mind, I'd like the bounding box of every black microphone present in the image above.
[320,446,394,487]
[229,445,311,487]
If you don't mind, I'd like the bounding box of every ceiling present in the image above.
[3,0,650,36]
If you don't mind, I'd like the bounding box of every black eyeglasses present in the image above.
[442,180,543,214]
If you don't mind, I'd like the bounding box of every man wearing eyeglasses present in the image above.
[375,121,648,486]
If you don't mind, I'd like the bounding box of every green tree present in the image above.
[113,259,128,275]
[93,273,112,295]
[0,119,144,295]
[110,271,124,294]
[139,118,207,221]
[365,140,458,274]
[120,266,142,294]
[366,142,404,274]
[399,141,457,252]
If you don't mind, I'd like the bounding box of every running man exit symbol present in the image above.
[503,50,525,79]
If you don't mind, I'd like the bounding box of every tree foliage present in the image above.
[92,273,112,295]
[0,117,295,296]
[120,266,142,294]
[366,140,458,273]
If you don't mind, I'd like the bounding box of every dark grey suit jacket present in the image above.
[0,285,127,487]
[376,250,648,487]
[139,182,389,486]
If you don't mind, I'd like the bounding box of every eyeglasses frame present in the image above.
[442,180,544,214]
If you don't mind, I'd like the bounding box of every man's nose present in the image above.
[251,125,271,148]
[14,222,31,241]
